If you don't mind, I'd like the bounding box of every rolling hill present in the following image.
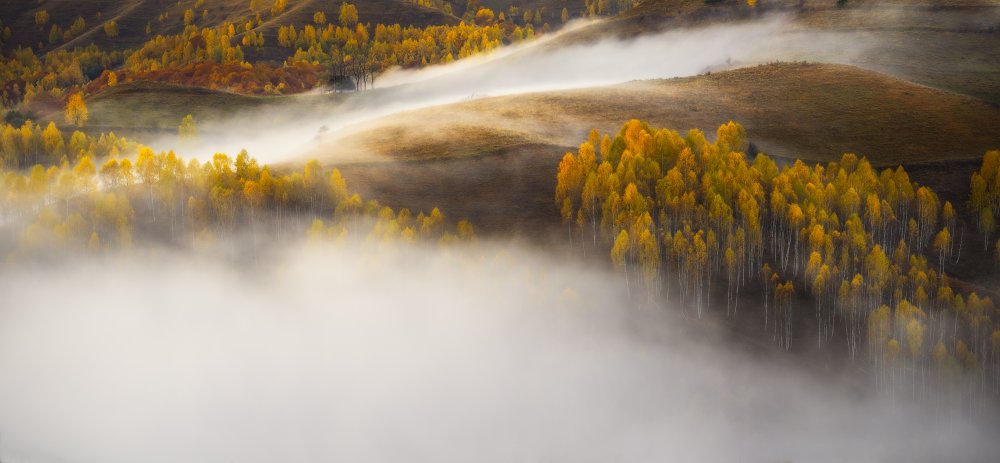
[559,0,1000,103]
[281,62,1000,239]
[320,62,1000,167]
[77,79,272,134]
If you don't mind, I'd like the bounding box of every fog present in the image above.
[165,15,878,164]
[1,242,998,463]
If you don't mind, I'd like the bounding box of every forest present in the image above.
[557,120,1000,407]
[0,0,578,106]
[0,118,475,262]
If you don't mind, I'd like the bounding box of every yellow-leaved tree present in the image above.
[339,2,358,26]
[65,93,88,127]
[179,114,197,140]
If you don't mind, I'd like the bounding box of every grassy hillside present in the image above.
[71,79,271,133]
[1,0,131,52]
[850,31,1000,105]
[557,0,1000,103]
[244,0,459,62]
[474,0,594,22]
[620,0,1000,27]
[288,62,1000,237]
[1,0,460,55]
[2,0,245,54]
[322,62,1000,166]
[75,61,998,163]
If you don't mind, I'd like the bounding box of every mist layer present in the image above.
[0,243,996,463]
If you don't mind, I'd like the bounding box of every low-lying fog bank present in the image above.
[0,242,997,462]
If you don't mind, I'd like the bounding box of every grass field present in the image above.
[59,80,271,134]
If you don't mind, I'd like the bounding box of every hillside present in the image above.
[272,63,999,239]
[321,62,1000,166]
[76,79,272,133]
[620,0,1000,28]
[0,0,460,55]
[557,0,1000,103]
[244,0,460,62]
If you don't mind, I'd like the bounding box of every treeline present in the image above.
[458,0,639,25]
[0,120,134,169]
[556,120,999,405]
[100,61,322,96]
[0,1,550,106]
[115,17,531,94]
[123,23,251,73]
[0,45,125,108]
[279,20,529,89]
[0,121,475,260]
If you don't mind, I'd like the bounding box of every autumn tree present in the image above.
[339,2,359,26]
[611,229,631,294]
[35,10,50,27]
[179,114,197,140]
[104,20,119,38]
[272,0,288,16]
[64,93,88,127]
[475,8,495,25]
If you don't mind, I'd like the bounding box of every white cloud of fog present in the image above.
[0,242,997,463]
[161,14,876,164]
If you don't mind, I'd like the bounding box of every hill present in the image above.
[0,0,460,56]
[72,79,272,133]
[556,0,1000,104]
[62,60,999,166]
[244,0,460,62]
[295,63,999,237]
[619,0,1000,28]
[324,62,1000,166]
